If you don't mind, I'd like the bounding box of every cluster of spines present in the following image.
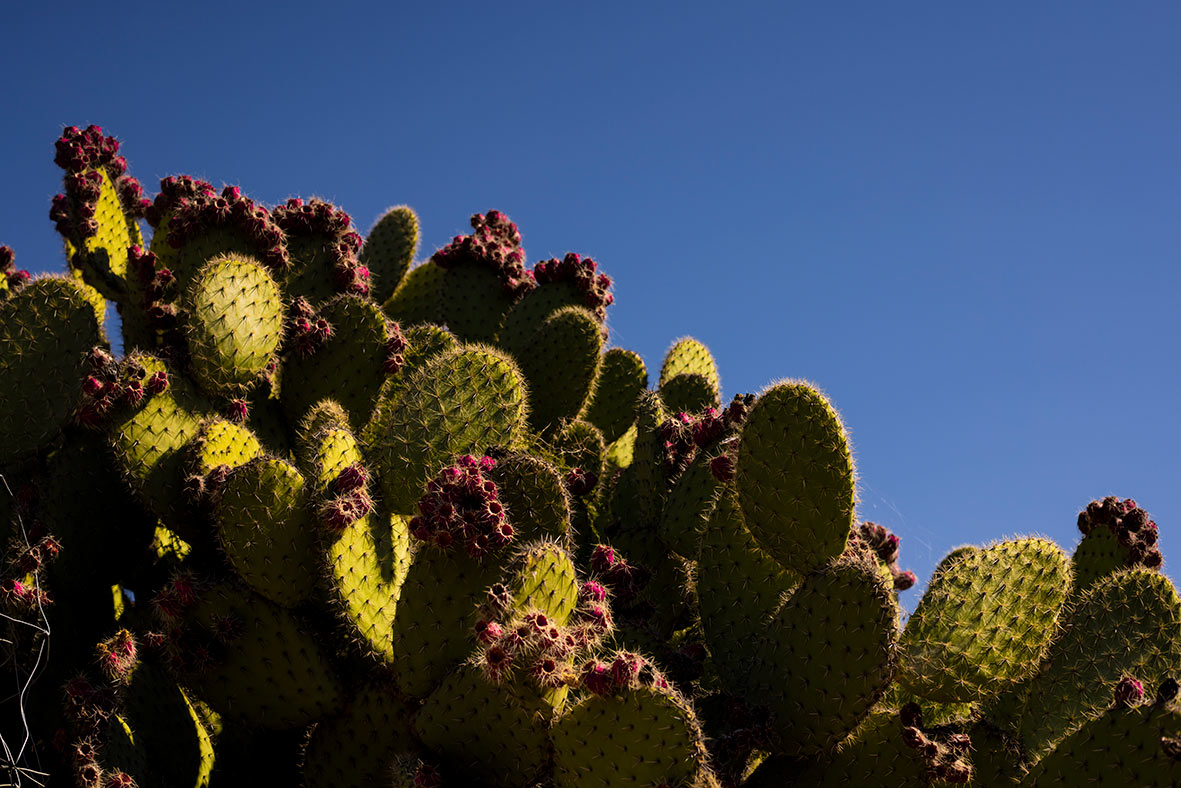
[1077,496,1163,569]
[409,455,514,558]
[431,210,535,298]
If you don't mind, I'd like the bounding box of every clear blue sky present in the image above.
[3,2,1179,602]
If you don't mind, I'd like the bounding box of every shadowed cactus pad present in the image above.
[0,276,106,463]
[735,380,856,574]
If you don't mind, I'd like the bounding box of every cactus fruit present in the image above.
[3,127,1180,787]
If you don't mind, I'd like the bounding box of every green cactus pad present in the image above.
[659,337,720,412]
[607,391,668,532]
[746,712,929,788]
[382,260,445,326]
[364,322,458,424]
[549,420,606,481]
[441,264,517,344]
[178,581,344,728]
[1022,689,1181,787]
[281,294,390,432]
[659,450,724,558]
[370,345,528,513]
[188,419,263,479]
[660,372,722,415]
[300,680,417,788]
[362,205,420,304]
[416,665,556,787]
[497,278,594,356]
[659,336,719,387]
[552,683,711,788]
[749,550,900,756]
[1016,569,1181,760]
[41,430,157,602]
[390,547,506,698]
[1071,525,1133,595]
[110,353,214,529]
[329,510,413,664]
[65,167,142,301]
[604,423,638,471]
[513,305,603,433]
[697,493,800,694]
[584,347,648,445]
[0,276,105,464]
[735,380,856,574]
[899,538,1071,703]
[506,540,580,625]
[182,255,284,395]
[489,453,573,545]
[213,456,318,607]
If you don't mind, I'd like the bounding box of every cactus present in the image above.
[2,126,1179,787]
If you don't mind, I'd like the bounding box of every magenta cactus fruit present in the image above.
[409,455,513,558]
[1113,676,1145,707]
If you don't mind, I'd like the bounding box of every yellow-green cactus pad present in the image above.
[65,167,143,301]
[122,662,216,788]
[735,380,856,574]
[109,354,214,529]
[899,538,1071,703]
[369,345,528,513]
[552,683,711,788]
[748,550,900,756]
[659,450,725,558]
[1016,569,1181,760]
[441,264,516,344]
[188,419,263,479]
[213,457,318,607]
[362,205,420,304]
[0,276,105,464]
[183,255,284,395]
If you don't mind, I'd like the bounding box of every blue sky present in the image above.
[3,3,1179,601]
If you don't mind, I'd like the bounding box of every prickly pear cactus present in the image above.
[2,126,1178,788]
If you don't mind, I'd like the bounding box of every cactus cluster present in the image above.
[1,126,1179,787]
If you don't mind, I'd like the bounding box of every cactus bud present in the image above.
[1114,676,1144,707]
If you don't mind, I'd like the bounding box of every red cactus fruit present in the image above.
[581,661,614,695]
[1114,676,1145,707]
